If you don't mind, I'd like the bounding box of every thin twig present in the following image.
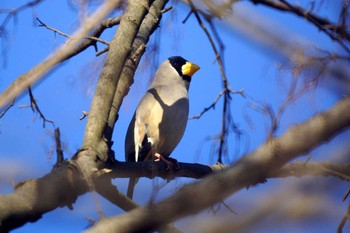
[36,17,109,45]
[338,201,350,233]
[54,128,64,164]
[343,187,350,202]
[80,111,89,120]
[190,88,245,120]
[0,0,45,34]
[28,87,54,128]
[252,0,350,54]
[0,98,15,118]
[189,89,225,120]
[131,44,146,62]
[161,6,173,14]
[187,0,232,163]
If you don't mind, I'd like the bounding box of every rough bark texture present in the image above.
[106,0,169,141]
[0,161,87,232]
[82,0,151,165]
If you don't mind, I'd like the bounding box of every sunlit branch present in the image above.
[86,97,350,233]
[0,0,122,109]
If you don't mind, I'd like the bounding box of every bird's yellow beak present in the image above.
[182,62,200,77]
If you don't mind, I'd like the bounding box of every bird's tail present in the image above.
[127,178,139,199]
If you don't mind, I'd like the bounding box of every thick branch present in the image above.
[81,0,151,165]
[106,0,169,141]
[2,139,350,231]
[86,97,350,233]
[0,161,87,232]
[97,160,350,182]
[270,160,350,181]
[99,161,216,180]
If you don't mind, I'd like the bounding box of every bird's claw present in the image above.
[154,153,179,171]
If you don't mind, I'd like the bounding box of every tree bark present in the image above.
[86,97,350,233]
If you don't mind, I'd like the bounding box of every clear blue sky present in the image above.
[0,1,348,232]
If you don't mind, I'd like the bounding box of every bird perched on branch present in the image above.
[125,56,200,199]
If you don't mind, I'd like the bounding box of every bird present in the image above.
[124,56,200,199]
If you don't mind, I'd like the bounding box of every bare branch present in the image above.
[0,0,122,109]
[28,87,54,128]
[80,0,151,166]
[2,96,350,232]
[106,0,170,143]
[0,0,45,37]
[92,176,182,233]
[187,0,234,163]
[190,89,245,120]
[269,160,350,181]
[189,89,224,120]
[54,128,64,164]
[36,17,110,45]
[338,200,350,233]
[0,160,87,232]
[99,160,215,180]
[80,111,89,120]
[86,97,350,233]
[0,97,15,118]
[250,0,350,53]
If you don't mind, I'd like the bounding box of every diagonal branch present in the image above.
[0,97,15,118]
[36,17,110,46]
[270,160,350,181]
[0,0,121,109]
[2,102,350,232]
[28,87,54,128]
[250,0,350,53]
[86,97,350,233]
[106,0,170,142]
[80,0,151,166]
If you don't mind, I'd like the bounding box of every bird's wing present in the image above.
[125,91,162,162]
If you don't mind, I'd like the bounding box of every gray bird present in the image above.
[125,56,200,199]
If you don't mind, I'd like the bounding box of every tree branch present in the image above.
[2,113,350,232]
[187,0,234,163]
[98,160,216,180]
[270,160,350,181]
[0,161,88,232]
[250,0,350,53]
[86,97,350,233]
[27,87,54,128]
[0,0,121,109]
[80,0,151,169]
[55,128,64,164]
[106,0,170,142]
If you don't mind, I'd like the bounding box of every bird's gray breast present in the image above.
[147,87,189,156]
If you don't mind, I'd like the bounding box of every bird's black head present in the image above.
[168,56,191,82]
[168,56,187,76]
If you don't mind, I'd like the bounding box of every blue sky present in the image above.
[0,0,349,232]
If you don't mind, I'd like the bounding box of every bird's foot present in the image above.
[154,153,179,172]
